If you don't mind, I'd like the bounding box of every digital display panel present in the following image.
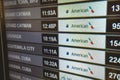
[4,0,120,80]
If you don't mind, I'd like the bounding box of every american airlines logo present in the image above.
[60,75,72,80]
[88,22,94,29]
[89,6,95,13]
[88,38,94,45]
[88,67,94,75]
[88,52,94,60]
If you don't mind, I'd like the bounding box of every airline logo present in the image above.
[58,1,107,17]
[88,52,94,60]
[59,47,106,65]
[59,18,106,33]
[60,76,66,80]
[88,22,94,29]
[89,6,94,13]
[60,75,72,80]
[59,34,106,49]
[88,67,94,75]
[88,38,94,45]
[60,72,93,80]
[59,59,105,79]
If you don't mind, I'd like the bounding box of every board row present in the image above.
[9,70,95,80]
[4,1,120,19]
[5,18,120,33]
[4,0,110,7]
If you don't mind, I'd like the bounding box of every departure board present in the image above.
[4,0,120,80]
